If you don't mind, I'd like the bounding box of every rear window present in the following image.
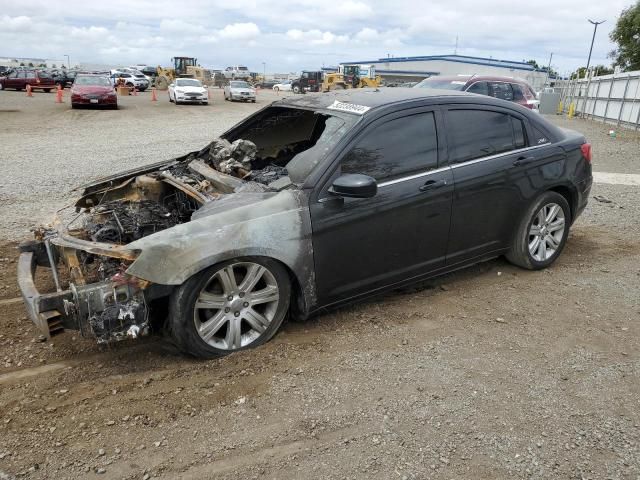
[415,78,467,90]
[489,82,514,101]
[37,71,52,79]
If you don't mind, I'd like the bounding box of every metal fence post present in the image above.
[589,77,602,120]
[617,74,631,126]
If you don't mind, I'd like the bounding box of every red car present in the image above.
[0,69,56,92]
[415,75,539,110]
[71,75,118,109]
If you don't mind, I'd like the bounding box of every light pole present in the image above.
[262,62,266,80]
[64,54,70,69]
[585,19,605,76]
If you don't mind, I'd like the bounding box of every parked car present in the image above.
[52,70,77,88]
[415,75,540,110]
[70,74,117,109]
[110,72,149,91]
[18,88,591,359]
[291,71,323,93]
[223,66,251,80]
[272,80,292,92]
[168,78,208,105]
[0,69,56,92]
[224,80,256,102]
[253,80,279,89]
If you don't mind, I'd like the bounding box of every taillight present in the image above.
[581,143,592,164]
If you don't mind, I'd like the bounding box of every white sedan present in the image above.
[168,78,209,105]
[223,81,256,102]
[273,81,292,92]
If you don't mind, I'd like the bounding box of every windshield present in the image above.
[414,78,467,90]
[176,79,202,87]
[74,76,111,86]
[230,81,250,88]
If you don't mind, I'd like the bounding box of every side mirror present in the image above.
[329,174,377,199]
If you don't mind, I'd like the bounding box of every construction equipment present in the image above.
[321,65,381,92]
[155,57,212,89]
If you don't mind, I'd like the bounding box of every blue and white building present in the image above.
[338,54,552,89]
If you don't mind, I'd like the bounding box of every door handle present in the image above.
[512,156,536,166]
[419,179,447,192]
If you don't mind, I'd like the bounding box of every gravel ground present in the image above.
[0,91,639,480]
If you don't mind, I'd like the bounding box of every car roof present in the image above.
[428,75,533,86]
[274,87,475,111]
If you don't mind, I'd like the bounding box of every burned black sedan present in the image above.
[18,89,592,358]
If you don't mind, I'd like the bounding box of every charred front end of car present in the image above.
[17,104,343,344]
[18,235,152,343]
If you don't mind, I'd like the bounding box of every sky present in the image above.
[0,0,634,75]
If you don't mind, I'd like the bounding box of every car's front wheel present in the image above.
[169,258,291,358]
[507,191,571,270]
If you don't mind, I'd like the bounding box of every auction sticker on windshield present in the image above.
[327,100,371,115]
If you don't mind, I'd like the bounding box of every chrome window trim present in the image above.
[378,144,548,188]
[450,143,546,169]
[378,166,450,187]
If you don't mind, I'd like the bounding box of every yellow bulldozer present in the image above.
[154,57,212,89]
[321,65,381,92]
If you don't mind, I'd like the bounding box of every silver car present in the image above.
[224,80,256,102]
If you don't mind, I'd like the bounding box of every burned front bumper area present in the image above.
[18,237,151,343]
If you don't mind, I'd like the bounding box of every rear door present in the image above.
[310,107,454,305]
[4,70,19,88]
[443,105,565,265]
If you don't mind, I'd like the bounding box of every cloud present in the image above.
[0,0,631,75]
[218,22,260,40]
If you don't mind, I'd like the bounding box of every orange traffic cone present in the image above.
[56,85,63,103]
[151,87,157,102]
[26,84,33,97]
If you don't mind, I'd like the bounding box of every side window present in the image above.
[8,71,18,78]
[467,82,489,96]
[511,83,526,102]
[341,112,438,182]
[447,109,526,163]
[530,124,550,145]
[489,82,513,101]
[19,71,28,79]
[26,71,35,79]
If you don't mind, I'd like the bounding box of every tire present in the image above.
[506,191,571,270]
[169,94,173,103]
[0,82,4,90]
[251,99,256,103]
[274,86,279,92]
[71,103,77,109]
[169,257,291,358]
[44,89,51,93]
[293,85,301,94]
[111,104,118,110]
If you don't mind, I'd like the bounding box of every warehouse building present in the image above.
[339,54,552,90]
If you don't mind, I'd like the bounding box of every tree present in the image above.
[27,62,34,67]
[570,65,615,79]
[526,59,540,69]
[609,1,640,71]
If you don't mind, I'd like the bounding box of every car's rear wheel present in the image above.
[506,191,570,270]
[44,89,51,93]
[169,258,291,358]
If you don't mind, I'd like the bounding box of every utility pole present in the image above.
[262,62,266,80]
[586,19,605,76]
[544,52,553,87]
[454,35,458,55]
[64,54,70,69]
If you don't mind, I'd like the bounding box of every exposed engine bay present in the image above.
[23,106,340,343]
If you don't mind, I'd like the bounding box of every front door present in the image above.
[310,108,454,306]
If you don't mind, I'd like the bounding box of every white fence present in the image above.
[556,71,640,130]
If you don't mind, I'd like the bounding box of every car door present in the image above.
[443,105,565,265]
[310,107,454,305]
[4,70,19,88]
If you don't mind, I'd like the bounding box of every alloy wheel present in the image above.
[528,203,566,261]
[193,262,280,350]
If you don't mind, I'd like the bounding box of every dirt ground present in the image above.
[1,90,639,479]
